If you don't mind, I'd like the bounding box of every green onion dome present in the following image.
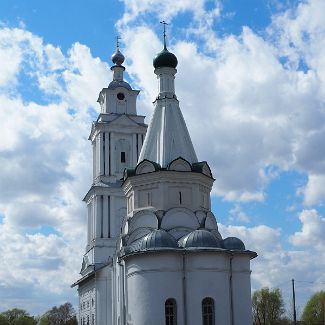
[153,48,178,69]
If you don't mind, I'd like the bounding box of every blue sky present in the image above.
[0,0,324,319]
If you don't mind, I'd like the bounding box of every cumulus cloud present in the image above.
[118,0,221,26]
[117,0,325,205]
[1,0,325,316]
[0,26,109,313]
[228,204,251,223]
[301,174,325,205]
[116,0,325,310]
[220,220,325,311]
[290,209,325,249]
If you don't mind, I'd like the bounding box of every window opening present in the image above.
[121,151,126,163]
[202,297,215,325]
[136,134,139,158]
[108,133,111,175]
[117,92,125,100]
[100,196,103,238]
[179,192,182,205]
[165,298,177,325]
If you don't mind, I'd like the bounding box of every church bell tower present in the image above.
[72,42,147,325]
[82,43,147,270]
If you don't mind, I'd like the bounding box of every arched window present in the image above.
[202,297,215,325]
[165,298,177,325]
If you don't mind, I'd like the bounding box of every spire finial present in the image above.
[160,20,168,50]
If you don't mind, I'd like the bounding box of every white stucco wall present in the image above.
[232,255,253,325]
[122,250,253,325]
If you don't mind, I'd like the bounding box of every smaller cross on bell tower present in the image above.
[116,35,121,49]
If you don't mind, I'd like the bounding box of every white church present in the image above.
[72,32,257,325]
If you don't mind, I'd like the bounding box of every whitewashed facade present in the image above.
[72,41,257,325]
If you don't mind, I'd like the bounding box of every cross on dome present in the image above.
[116,35,121,49]
[111,35,125,66]
[160,20,168,50]
[153,21,178,69]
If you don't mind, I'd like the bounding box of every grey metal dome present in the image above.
[223,237,246,250]
[108,80,132,90]
[111,48,125,66]
[140,229,178,250]
[178,229,222,248]
[123,238,143,255]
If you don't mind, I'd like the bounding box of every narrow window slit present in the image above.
[121,151,126,163]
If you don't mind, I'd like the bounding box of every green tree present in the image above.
[0,309,36,325]
[12,317,36,325]
[37,315,49,325]
[41,303,77,325]
[302,291,325,325]
[1,310,29,324]
[0,314,10,325]
[252,287,285,325]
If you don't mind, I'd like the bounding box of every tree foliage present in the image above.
[0,303,77,325]
[0,309,36,325]
[252,287,285,325]
[302,290,325,325]
[41,302,77,325]
[0,314,10,325]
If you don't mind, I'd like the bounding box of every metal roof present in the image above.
[178,229,222,248]
[223,237,246,251]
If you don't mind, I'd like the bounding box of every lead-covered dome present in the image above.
[140,229,178,250]
[223,237,246,250]
[178,229,222,248]
[111,48,125,66]
[108,80,132,90]
[153,48,178,69]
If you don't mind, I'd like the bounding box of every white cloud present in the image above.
[116,1,325,309]
[302,174,325,205]
[228,204,251,223]
[118,0,221,26]
[219,223,281,251]
[117,0,325,205]
[219,219,325,311]
[290,209,325,249]
[0,26,107,313]
[1,0,325,316]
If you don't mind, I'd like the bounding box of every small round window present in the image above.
[117,92,125,100]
